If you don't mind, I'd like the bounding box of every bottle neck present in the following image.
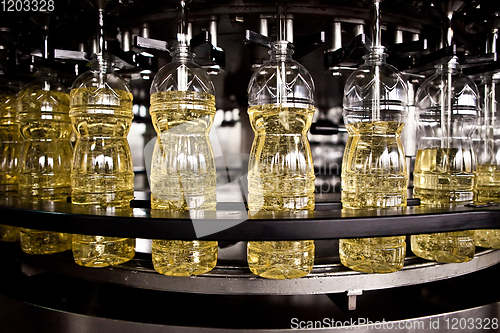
[435,57,460,74]
[34,69,58,91]
[269,41,293,62]
[363,48,387,65]
[171,45,195,64]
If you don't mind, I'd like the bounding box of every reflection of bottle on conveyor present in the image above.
[17,70,73,254]
[411,56,478,263]
[339,0,408,274]
[149,1,218,276]
[246,2,316,279]
[0,84,21,242]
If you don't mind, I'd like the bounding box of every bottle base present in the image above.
[72,235,135,268]
[20,229,72,254]
[19,187,71,202]
[71,191,134,207]
[339,237,406,274]
[247,241,315,279]
[474,230,500,249]
[411,232,475,263]
[152,240,218,276]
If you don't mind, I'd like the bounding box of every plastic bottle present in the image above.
[0,85,21,242]
[474,61,500,249]
[17,70,73,254]
[338,0,408,274]
[70,53,135,267]
[411,57,478,262]
[149,39,218,276]
[246,39,316,280]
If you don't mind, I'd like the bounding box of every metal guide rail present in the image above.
[2,194,500,304]
[17,245,500,298]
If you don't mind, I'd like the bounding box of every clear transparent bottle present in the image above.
[149,44,218,276]
[17,70,73,254]
[411,57,478,262]
[474,72,500,249]
[339,47,408,274]
[0,84,21,242]
[246,41,316,279]
[70,53,135,267]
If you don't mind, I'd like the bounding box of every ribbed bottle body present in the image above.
[150,91,218,276]
[412,59,479,262]
[69,59,135,267]
[17,78,72,254]
[0,89,21,241]
[247,103,316,279]
[246,41,316,279]
[340,53,408,273]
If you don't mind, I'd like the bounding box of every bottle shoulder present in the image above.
[70,71,133,109]
[415,71,480,112]
[18,86,70,115]
[248,60,315,106]
[71,70,131,93]
[150,61,215,96]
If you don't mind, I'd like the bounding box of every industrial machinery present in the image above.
[0,0,500,331]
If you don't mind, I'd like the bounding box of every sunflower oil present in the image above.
[70,83,135,267]
[247,103,316,279]
[0,90,21,241]
[412,147,476,262]
[149,91,218,276]
[474,164,500,248]
[17,83,72,254]
[339,121,407,273]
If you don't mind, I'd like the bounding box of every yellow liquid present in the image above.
[247,103,315,279]
[149,91,218,276]
[412,148,475,262]
[0,224,19,242]
[20,229,71,254]
[475,230,500,249]
[410,231,475,263]
[340,121,407,274]
[152,240,217,276]
[17,89,72,254]
[72,235,135,267]
[0,93,21,241]
[0,93,19,193]
[70,87,135,267]
[413,148,475,205]
[474,164,500,248]
[17,89,72,201]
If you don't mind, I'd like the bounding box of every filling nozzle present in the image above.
[277,0,287,43]
[369,0,384,121]
[370,0,385,54]
[175,0,192,91]
[177,0,190,49]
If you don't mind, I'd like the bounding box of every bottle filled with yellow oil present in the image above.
[340,52,408,273]
[0,85,21,242]
[17,70,73,254]
[473,69,500,249]
[474,165,500,248]
[70,53,135,267]
[411,57,479,262]
[149,34,218,276]
[246,38,316,279]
